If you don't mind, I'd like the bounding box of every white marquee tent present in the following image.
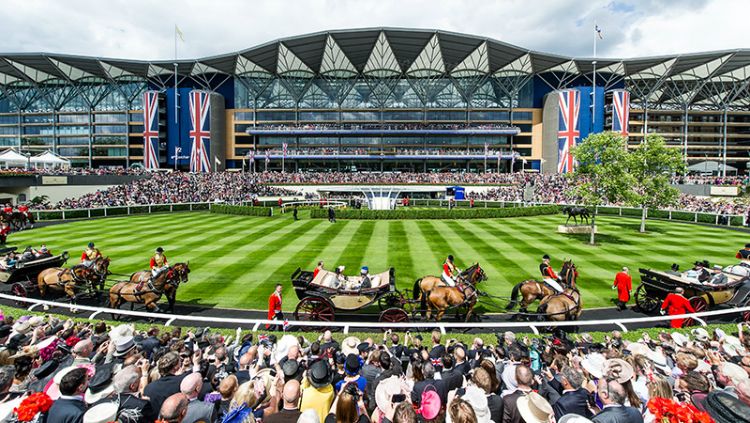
[31,151,71,169]
[0,149,29,168]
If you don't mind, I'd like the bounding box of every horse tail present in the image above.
[506,282,524,310]
[412,278,423,301]
[413,278,428,318]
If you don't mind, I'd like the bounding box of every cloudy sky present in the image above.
[1,0,747,60]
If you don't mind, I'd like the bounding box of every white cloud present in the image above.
[0,0,746,60]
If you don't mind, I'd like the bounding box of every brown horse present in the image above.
[413,263,488,322]
[538,287,583,321]
[108,262,190,316]
[37,256,111,303]
[506,260,578,313]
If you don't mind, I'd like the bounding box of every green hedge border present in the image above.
[209,204,274,217]
[310,205,560,220]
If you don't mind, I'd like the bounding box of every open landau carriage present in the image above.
[0,247,70,301]
[636,263,750,323]
[291,266,409,324]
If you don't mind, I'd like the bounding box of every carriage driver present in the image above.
[442,255,459,287]
[540,254,564,293]
[80,242,102,267]
[150,247,169,278]
[736,244,750,262]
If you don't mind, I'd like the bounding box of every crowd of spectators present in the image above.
[10,170,749,215]
[0,312,748,423]
[36,173,301,210]
[250,123,517,132]
[255,148,510,157]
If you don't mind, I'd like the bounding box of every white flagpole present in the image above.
[174,25,178,125]
[592,23,598,130]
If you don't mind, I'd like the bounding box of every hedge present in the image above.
[209,204,273,217]
[310,205,560,220]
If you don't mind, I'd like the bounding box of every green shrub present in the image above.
[209,204,273,217]
[309,205,560,220]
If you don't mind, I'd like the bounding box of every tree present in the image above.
[626,134,687,233]
[570,132,634,245]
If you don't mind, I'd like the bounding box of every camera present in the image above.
[391,393,406,403]
[345,383,360,401]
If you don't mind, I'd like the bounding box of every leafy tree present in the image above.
[626,134,687,233]
[570,132,634,245]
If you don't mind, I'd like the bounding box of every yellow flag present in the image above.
[175,25,185,42]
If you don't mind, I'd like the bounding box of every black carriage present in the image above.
[636,267,750,322]
[291,267,410,324]
[0,248,70,301]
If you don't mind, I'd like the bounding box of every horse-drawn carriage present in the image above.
[0,247,70,300]
[291,267,409,324]
[636,266,750,322]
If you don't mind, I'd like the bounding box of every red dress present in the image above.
[661,293,695,328]
[613,272,632,302]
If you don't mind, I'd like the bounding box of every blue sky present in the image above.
[0,0,746,60]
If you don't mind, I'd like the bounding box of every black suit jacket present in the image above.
[235,369,251,385]
[140,336,161,358]
[592,405,644,423]
[47,398,86,423]
[440,368,463,393]
[552,389,593,420]
[487,393,503,423]
[501,390,526,423]
[143,373,189,414]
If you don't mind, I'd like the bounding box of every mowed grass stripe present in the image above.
[432,220,504,282]
[179,218,319,302]
[241,219,350,300]
[31,213,215,241]
[402,221,444,281]
[453,220,528,285]
[387,221,415,288]
[336,221,376,272]
[246,219,352,308]
[362,221,389,273]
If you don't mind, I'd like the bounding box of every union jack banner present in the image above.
[142,91,160,170]
[282,142,288,157]
[611,90,630,136]
[189,90,211,173]
[557,89,581,174]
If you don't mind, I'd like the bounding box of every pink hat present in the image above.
[417,387,441,420]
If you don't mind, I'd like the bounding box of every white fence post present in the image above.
[61,210,65,220]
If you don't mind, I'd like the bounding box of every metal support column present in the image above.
[722,107,728,178]
[683,106,689,162]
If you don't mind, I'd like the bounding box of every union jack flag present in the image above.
[142,91,160,170]
[611,90,630,137]
[282,142,288,158]
[189,90,211,173]
[557,89,581,174]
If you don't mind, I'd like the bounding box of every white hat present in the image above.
[454,385,492,423]
[625,342,651,357]
[34,336,58,350]
[375,376,402,415]
[108,324,134,344]
[28,316,44,328]
[558,415,594,423]
[647,350,670,375]
[671,332,689,347]
[517,392,553,423]
[274,334,299,363]
[83,402,118,423]
[12,320,31,335]
[722,336,746,357]
[581,353,606,380]
[341,336,361,356]
[691,328,709,342]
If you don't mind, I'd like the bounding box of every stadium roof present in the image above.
[0,28,748,107]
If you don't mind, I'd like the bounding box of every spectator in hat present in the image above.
[517,391,554,423]
[336,354,366,394]
[301,360,335,422]
[180,372,215,423]
[159,393,189,423]
[144,352,191,414]
[82,402,118,423]
[736,243,750,261]
[592,379,643,423]
[47,367,89,423]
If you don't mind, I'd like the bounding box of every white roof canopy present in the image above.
[31,150,71,167]
[0,149,29,166]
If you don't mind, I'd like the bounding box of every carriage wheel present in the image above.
[379,308,409,329]
[11,283,28,306]
[682,296,708,327]
[294,296,335,329]
[743,309,750,323]
[634,285,660,314]
[378,293,404,311]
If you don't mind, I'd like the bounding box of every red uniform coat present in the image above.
[661,293,695,328]
[613,272,632,302]
[268,292,282,320]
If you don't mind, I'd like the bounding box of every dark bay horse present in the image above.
[109,262,190,316]
[506,260,578,313]
[413,263,488,321]
[562,206,590,225]
[37,256,111,303]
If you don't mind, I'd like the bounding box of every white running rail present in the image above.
[1,293,746,335]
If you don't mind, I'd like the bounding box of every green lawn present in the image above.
[5,211,745,311]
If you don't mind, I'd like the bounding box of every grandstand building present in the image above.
[0,28,748,173]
